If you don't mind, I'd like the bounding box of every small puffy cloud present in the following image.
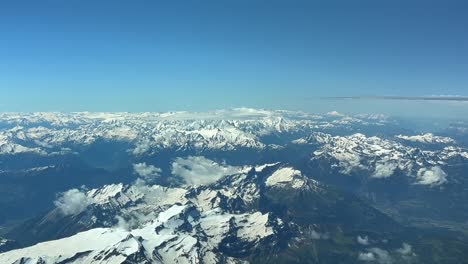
[132,138,152,156]
[54,189,93,215]
[327,111,344,117]
[368,248,392,264]
[357,235,370,245]
[416,166,447,186]
[359,243,416,263]
[373,162,398,178]
[133,162,162,182]
[358,248,393,264]
[171,156,240,186]
[310,230,330,240]
[358,252,376,262]
[397,243,414,256]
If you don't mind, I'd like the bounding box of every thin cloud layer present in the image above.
[324,96,468,101]
[133,162,162,182]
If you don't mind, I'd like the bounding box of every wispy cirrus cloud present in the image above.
[322,95,468,101]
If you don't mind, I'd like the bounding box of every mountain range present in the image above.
[0,109,467,263]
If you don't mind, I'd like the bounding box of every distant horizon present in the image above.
[1,104,467,122]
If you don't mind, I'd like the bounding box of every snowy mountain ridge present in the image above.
[295,132,468,186]
[0,109,389,156]
[0,163,314,263]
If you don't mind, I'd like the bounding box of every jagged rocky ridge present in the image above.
[0,109,395,157]
[294,132,468,186]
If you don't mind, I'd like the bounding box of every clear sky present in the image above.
[0,0,467,116]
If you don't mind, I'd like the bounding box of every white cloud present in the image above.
[357,235,370,245]
[416,166,447,186]
[359,243,415,263]
[358,248,393,264]
[115,215,131,231]
[132,138,152,156]
[54,189,93,215]
[333,151,363,174]
[171,156,241,186]
[373,162,398,178]
[114,214,150,231]
[133,162,162,182]
[327,111,344,117]
[368,248,392,264]
[310,230,329,240]
[397,243,414,256]
[358,252,376,261]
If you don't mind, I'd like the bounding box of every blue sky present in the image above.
[0,0,467,116]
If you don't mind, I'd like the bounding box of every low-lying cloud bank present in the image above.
[416,166,447,186]
[171,156,241,186]
[358,243,415,264]
[54,189,93,215]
